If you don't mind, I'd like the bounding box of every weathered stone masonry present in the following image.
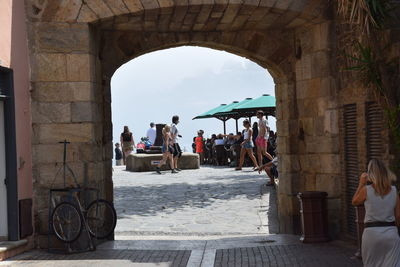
[24,0,377,246]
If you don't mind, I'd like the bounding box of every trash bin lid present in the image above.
[297,191,328,198]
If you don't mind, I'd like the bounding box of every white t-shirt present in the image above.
[171,123,179,143]
[146,127,156,144]
[258,117,270,139]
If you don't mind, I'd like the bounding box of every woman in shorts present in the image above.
[235,120,259,171]
[156,125,178,174]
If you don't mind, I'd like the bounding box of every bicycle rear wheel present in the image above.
[86,199,117,239]
[51,202,83,243]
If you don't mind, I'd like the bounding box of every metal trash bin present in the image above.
[297,191,330,243]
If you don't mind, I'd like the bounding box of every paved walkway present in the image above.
[0,166,362,266]
[113,166,278,235]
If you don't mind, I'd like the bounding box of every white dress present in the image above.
[361,185,400,267]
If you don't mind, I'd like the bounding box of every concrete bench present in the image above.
[126,152,200,172]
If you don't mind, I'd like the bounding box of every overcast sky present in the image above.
[111,46,275,151]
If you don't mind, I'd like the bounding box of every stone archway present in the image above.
[27,0,340,245]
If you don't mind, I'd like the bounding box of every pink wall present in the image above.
[10,0,33,200]
[0,0,33,200]
[0,0,12,67]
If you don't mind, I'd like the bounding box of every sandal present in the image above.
[235,167,242,171]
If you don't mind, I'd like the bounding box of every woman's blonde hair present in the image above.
[367,159,395,196]
[162,125,170,134]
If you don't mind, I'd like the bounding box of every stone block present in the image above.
[319,154,341,174]
[281,154,300,172]
[103,0,129,15]
[313,21,331,51]
[35,23,91,53]
[41,0,82,22]
[126,153,199,172]
[66,54,94,82]
[32,82,94,102]
[311,51,331,78]
[71,102,99,122]
[316,174,341,197]
[324,109,339,135]
[33,144,77,164]
[78,143,103,162]
[38,123,94,143]
[276,119,289,136]
[77,4,98,22]
[123,0,145,13]
[304,173,316,191]
[301,118,314,136]
[32,102,71,123]
[32,53,67,82]
[85,0,113,18]
[305,136,339,154]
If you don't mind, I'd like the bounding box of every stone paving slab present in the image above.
[0,249,191,267]
[113,166,277,236]
[214,244,362,267]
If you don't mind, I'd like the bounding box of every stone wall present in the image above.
[24,0,350,245]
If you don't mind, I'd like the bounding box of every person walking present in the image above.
[352,159,400,267]
[120,126,135,165]
[255,110,273,166]
[114,143,123,166]
[146,122,156,145]
[235,120,259,171]
[195,130,205,165]
[171,115,182,171]
[156,125,178,174]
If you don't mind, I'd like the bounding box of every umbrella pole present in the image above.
[235,119,238,134]
[223,120,226,135]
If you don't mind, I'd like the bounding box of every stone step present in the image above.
[0,239,29,261]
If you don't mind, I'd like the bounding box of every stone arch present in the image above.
[27,0,341,245]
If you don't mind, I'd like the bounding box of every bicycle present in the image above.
[49,140,117,243]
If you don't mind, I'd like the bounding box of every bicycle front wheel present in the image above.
[51,202,83,243]
[86,199,117,239]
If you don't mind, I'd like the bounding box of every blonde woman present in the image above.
[352,159,400,266]
[156,125,178,174]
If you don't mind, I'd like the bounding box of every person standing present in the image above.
[195,130,205,165]
[156,125,177,174]
[352,159,400,266]
[235,120,259,171]
[120,126,135,165]
[114,143,123,166]
[171,115,182,171]
[146,122,157,145]
[255,110,273,166]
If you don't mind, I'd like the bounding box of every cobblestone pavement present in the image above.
[113,166,278,235]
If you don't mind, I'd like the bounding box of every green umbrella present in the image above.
[232,94,276,117]
[214,98,253,117]
[193,104,227,119]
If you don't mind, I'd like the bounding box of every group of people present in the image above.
[155,115,183,174]
[114,116,183,172]
[193,110,278,186]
